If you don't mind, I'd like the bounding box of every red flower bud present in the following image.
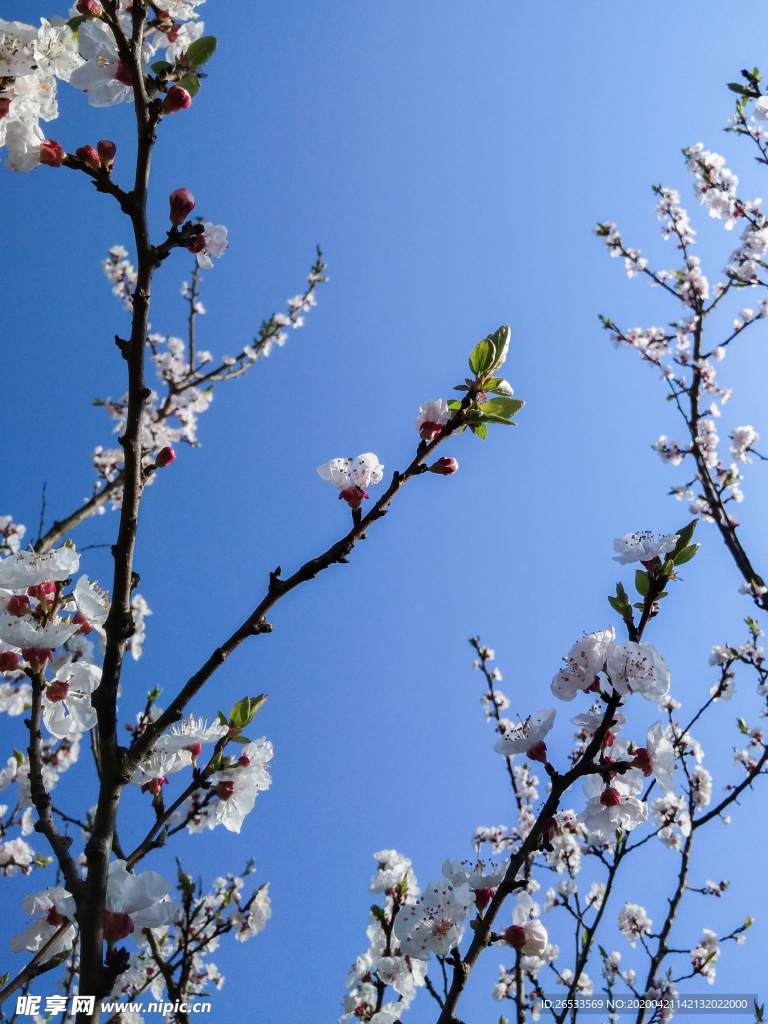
[72,611,93,636]
[7,595,31,617]
[215,780,235,801]
[431,457,459,475]
[473,887,494,911]
[526,740,547,763]
[155,446,176,468]
[76,145,100,171]
[97,139,116,169]
[40,139,65,167]
[503,924,527,949]
[169,187,195,225]
[0,651,20,672]
[46,679,70,703]
[115,62,133,87]
[103,909,134,943]
[600,786,622,807]
[76,0,103,14]
[162,86,192,115]
[22,648,53,670]
[0,98,11,119]
[632,747,653,777]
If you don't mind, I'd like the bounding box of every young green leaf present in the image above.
[635,570,649,596]
[473,422,488,440]
[487,378,515,397]
[186,35,218,67]
[479,397,524,419]
[487,324,510,371]
[469,339,495,377]
[673,543,699,566]
[151,60,174,74]
[670,519,697,558]
[177,74,201,97]
[229,694,268,729]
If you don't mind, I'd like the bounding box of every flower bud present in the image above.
[215,780,235,801]
[186,233,206,253]
[473,887,494,911]
[503,924,527,949]
[46,679,70,703]
[632,747,653,777]
[0,98,11,119]
[27,580,55,598]
[72,611,94,636]
[97,139,116,170]
[76,0,103,14]
[76,145,100,171]
[7,595,31,617]
[419,420,444,441]
[430,457,459,475]
[162,85,192,115]
[22,648,53,670]
[0,651,20,672]
[169,187,195,225]
[155,446,176,467]
[599,786,622,807]
[103,909,134,943]
[39,139,65,167]
[526,740,547,763]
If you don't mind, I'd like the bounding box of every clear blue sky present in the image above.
[4,1,768,1020]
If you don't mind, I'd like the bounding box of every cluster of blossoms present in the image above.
[1,1,210,172]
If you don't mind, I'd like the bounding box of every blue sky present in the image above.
[4,1,768,1020]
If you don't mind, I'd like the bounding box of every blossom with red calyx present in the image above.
[155,446,176,467]
[97,139,116,170]
[415,399,450,440]
[76,145,100,171]
[473,887,494,911]
[494,708,555,761]
[7,595,31,617]
[0,651,19,672]
[317,454,384,509]
[76,0,103,14]
[430,456,458,475]
[162,86,192,115]
[114,63,133,87]
[599,786,622,807]
[39,140,65,167]
[236,753,251,767]
[169,188,195,225]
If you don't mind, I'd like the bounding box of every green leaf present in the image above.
[608,595,628,614]
[186,35,218,67]
[177,74,201,97]
[453,384,469,391]
[447,399,462,410]
[673,543,699,566]
[151,60,173,74]
[46,948,73,968]
[93,397,105,406]
[671,519,697,558]
[728,82,749,94]
[216,711,228,727]
[469,339,495,377]
[635,570,649,596]
[479,397,525,419]
[228,735,252,744]
[487,378,514,397]
[13,749,24,767]
[473,422,488,440]
[487,324,511,371]
[229,694,268,729]
[67,14,90,34]
[478,413,516,425]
